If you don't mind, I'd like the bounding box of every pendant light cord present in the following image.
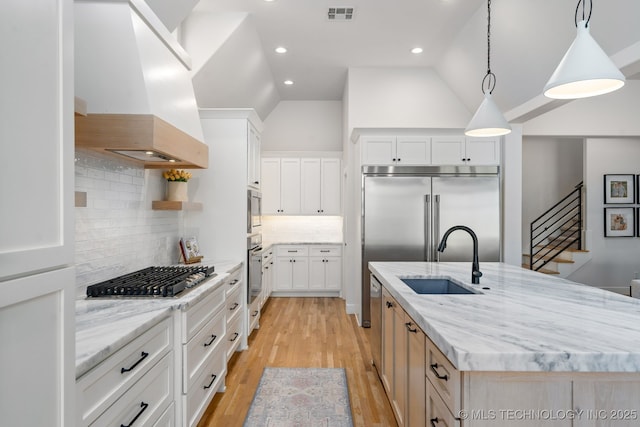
[575,0,593,28]
[482,0,496,94]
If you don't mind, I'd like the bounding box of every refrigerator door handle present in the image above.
[425,195,431,261]
[434,194,441,262]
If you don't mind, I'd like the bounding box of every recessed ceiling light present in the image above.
[411,47,423,54]
[284,80,294,85]
[275,46,287,54]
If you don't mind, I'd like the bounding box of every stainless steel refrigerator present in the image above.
[363,165,501,330]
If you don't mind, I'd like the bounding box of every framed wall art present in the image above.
[603,174,635,204]
[604,207,635,237]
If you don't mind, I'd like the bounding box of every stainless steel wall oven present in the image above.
[247,189,262,233]
[247,234,263,305]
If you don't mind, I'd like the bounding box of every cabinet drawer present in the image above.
[77,317,172,426]
[225,267,243,297]
[249,297,260,332]
[276,246,309,257]
[309,246,342,257]
[91,352,173,427]
[226,313,243,361]
[426,337,461,414]
[427,380,460,427]
[183,309,225,393]
[183,284,225,343]
[184,348,225,427]
[226,285,243,325]
[262,249,274,263]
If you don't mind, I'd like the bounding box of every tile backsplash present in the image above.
[74,150,184,296]
[261,215,343,246]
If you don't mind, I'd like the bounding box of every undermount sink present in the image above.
[400,278,480,295]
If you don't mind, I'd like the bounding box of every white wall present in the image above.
[262,101,343,151]
[567,138,640,293]
[74,150,184,296]
[521,137,583,250]
[346,67,471,135]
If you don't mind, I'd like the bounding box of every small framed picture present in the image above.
[604,207,635,237]
[604,174,635,204]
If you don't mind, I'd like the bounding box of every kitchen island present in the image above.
[370,262,640,426]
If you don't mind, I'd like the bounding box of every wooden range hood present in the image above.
[75,113,209,169]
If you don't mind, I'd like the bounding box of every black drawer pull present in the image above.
[430,418,440,427]
[229,279,239,285]
[204,334,217,347]
[320,250,330,253]
[252,310,259,317]
[230,332,239,342]
[120,401,148,427]
[229,302,239,311]
[430,363,449,381]
[405,322,417,333]
[204,374,217,389]
[385,301,393,309]
[120,351,148,374]
[287,250,298,253]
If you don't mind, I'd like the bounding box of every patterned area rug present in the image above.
[243,367,354,427]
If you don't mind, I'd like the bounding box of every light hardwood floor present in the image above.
[198,297,397,426]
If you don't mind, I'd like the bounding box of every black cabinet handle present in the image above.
[120,402,148,427]
[252,310,259,317]
[203,334,217,347]
[230,332,239,342]
[204,374,217,389]
[254,181,259,184]
[430,363,449,381]
[405,322,417,333]
[229,279,239,285]
[287,250,298,253]
[385,301,393,309]
[230,302,239,311]
[293,259,296,263]
[397,158,401,162]
[121,351,148,374]
[320,250,330,253]
[430,418,440,427]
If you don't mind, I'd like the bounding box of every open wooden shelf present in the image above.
[152,201,203,211]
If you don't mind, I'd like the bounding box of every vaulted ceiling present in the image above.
[146,0,640,122]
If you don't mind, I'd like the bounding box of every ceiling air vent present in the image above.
[328,7,354,21]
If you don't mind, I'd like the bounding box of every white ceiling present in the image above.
[147,0,640,120]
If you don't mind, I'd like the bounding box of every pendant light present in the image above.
[544,0,625,99]
[465,0,511,137]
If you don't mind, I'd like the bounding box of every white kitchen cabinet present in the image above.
[0,2,75,427]
[261,158,302,214]
[308,246,342,290]
[361,136,431,165]
[273,245,343,295]
[301,158,342,214]
[76,317,173,427]
[261,248,275,307]
[248,123,261,189]
[431,136,500,165]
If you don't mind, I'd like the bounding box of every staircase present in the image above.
[523,182,591,277]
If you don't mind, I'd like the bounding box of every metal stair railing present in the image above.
[529,182,583,271]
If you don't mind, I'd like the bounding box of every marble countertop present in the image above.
[261,241,344,251]
[369,262,640,373]
[75,260,242,378]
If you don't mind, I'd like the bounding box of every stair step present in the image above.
[524,253,575,264]
[522,264,560,274]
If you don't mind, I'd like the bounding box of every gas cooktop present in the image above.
[86,265,216,298]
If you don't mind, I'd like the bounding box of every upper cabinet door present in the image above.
[248,123,261,189]
[301,158,322,214]
[431,137,466,165]
[361,136,396,165]
[395,137,431,165]
[320,159,342,215]
[0,0,74,280]
[261,158,281,214]
[280,158,301,214]
[465,137,501,165]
